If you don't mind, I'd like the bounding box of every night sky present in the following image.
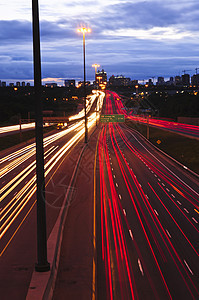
[0,0,199,85]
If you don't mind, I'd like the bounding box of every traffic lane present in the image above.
[108,124,199,299]
[53,126,100,300]
[0,123,85,212]
[0,125,86,253]
[120,126,199,232]
[115,125,199,264]
[0,137,85,300]
[120,124,199,198]
[97,126,139,300]
[1,115,96,247]
[116,127,199,250]
[105,126,171,299]
[0,128,83,241]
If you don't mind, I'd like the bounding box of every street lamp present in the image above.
[32,0,50,272]
[92,64,100,127]
[77,27,91,143]
[92,64,100,82]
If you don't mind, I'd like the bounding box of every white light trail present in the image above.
[0,92,105,240]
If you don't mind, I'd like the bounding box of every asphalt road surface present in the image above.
[95,91,199,300]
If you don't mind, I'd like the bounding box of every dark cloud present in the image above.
[0,20,31,43]
[0,1,199,82]
[0,19,75,44]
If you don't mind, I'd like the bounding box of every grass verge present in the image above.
[0,126,55,152]
[126,119,199,175]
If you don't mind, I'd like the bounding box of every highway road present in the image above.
[0,90,105,299]
[95,91,199,299]
[111,91,199,139]
[0,88,198,299]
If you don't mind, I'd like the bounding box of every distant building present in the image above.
[157,77,165,85]
[0,80,1,87]
[45,83,58,88]
[2,81,6,87]
[9,83,14,87]
[174,76,182,85]
[77,81,91,88]
[166,77,174,86]
[96,69,107,89]
[109,75,131,87]
[16,82,20,87]
[191,74,199,86]
[131,80,138,85]
[64,79,75,87]
[22,81,26,87]
[147,78,154,86]
[182,74,190,86]
[26,82,30,86]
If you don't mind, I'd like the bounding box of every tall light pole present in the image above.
[32,0,50,272]
[92,64,100,127]
[92,64,100,82]
[77,27,91,143]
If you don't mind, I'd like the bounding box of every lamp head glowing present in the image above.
[77,27,91,34]
[92,64,100,68]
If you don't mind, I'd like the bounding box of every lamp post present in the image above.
[92,64,100,82]
[32,0,50,272]
[77,27,91,143]
[92,64,100,127]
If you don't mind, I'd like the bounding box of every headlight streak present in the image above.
[0,146,56,202]
[0,146,58,230]
[0,121,84,179]
[0,123,36,135]
[69,90,102,121]
[0,96,104,244]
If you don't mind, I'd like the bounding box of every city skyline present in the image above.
[0,0,199,84]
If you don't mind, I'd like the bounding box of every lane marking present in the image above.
[166,230,172,238]
[177,201,182,205]
[116,183,118,187]
[123,209,126,216]
[171,194,175,198]
[127,130,199,197]
[184,208,189,214]
[192,217,198,224]
[138,259,144,276]
[154,209,159,216]
[119,194,122,200]
[184,260,194,275]
[129,229,134,240]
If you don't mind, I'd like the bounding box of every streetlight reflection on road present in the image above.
[77,27,91,143]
